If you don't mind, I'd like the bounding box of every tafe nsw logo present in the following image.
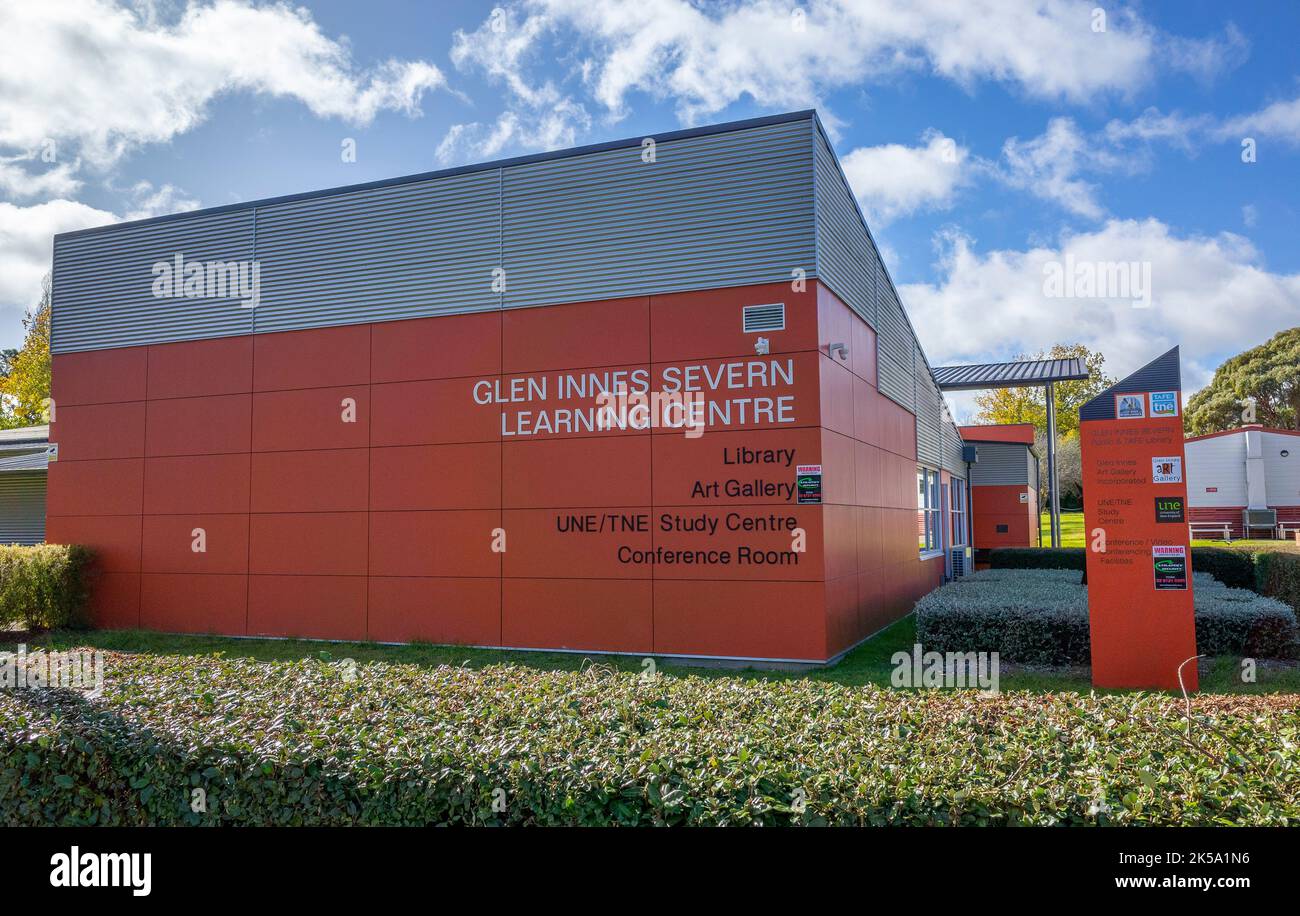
[1149,391,1179,417]
[50,847,151,896]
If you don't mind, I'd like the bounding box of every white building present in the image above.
[1185,425,1300,539]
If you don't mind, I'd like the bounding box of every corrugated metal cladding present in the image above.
[914,348,942,466]
[53,117,814,351]
[970,442,1033,486]
[941,418,966,477]
[504,120,813,309]
[53,209,254,351]
[1081,347,1182,421]
[0,474,46,545]
[813,131,876,328]
[256,170,501,334]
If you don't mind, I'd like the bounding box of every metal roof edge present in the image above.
[54,110,818,243]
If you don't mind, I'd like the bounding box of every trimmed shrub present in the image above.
[916,569,1300,664]
[988,547,1084,571]
[1,652,1297,826]
[990,546,1257,590]
[1257,551,1300,615]
[1189,547,1256,590]
[0,545,94,630]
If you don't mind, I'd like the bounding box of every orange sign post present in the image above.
[1079,348,1198,691]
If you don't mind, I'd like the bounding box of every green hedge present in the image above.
[1258,551,1300,615]
[1,652,1297,825]
[989,546,1257,589]
[0,545,94,630]
[916,569,1299,664]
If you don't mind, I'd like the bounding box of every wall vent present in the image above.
[743,302,785,333]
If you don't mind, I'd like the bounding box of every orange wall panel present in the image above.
[250,448,369,513]
[147,336,253,399]
[249,512,368,576]
[51,347,147,407]
[650,282,818,362]
[371,312,501,384]
[503,297,649,373]
[367,577,501,645]
[252,387,371,452]
[50,402,145,461]
[143,454,250,515]
[653,580,826,660]
[247,574,367,641]
[502,578,653,653]
[145,394,251,456]
[141,573,248,635]
[46,515,142,572]
[369,443,501,511]
[253,324,370,391]
[141,514,249,574]
[503,435,650,508]
[46,459,143,516]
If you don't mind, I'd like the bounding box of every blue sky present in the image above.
[2,0,1297,419]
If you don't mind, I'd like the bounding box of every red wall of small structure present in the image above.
[47,280,938,662]
[970,485,1040,549]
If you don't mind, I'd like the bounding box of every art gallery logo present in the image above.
[49,847,151,896]
[1042,254,1152,308]
[890,644,999,694]
[151,253,260,308]
[0,645,103,696]
[1151,456,1183,484]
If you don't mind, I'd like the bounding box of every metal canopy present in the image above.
[932,359,1089,549]
[932,358,1088,391]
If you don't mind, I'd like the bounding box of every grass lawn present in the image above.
[1039,509,1086,546]
[9,613,1298,695]
[1039,509,1300,552]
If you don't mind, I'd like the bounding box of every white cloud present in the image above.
[447,0,1222,135]
[0,0,447,168]
[900,220,1300,394]
[1218,93,1300,146]
[998,118,1134,220]
[441,9,591,163]
[840,131,970,222]
[0,157,83,199]
[0,199,116,343]
[0,184,201,347]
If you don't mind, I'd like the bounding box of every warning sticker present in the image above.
[796,464,822,505]
[1153,545,1188,590]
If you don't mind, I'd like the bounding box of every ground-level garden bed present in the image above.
[917,568,1300,666]
[2,649,1297,826]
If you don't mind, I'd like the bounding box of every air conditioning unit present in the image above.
[1243,508,1277,537]
[951,547,970,578]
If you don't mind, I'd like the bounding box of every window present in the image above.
[917,467,941,555]
[950,479,967,548]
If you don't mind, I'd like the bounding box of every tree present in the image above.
[973,344,1114,439]
[0,274,52,429]
[1184,327,1300,435]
